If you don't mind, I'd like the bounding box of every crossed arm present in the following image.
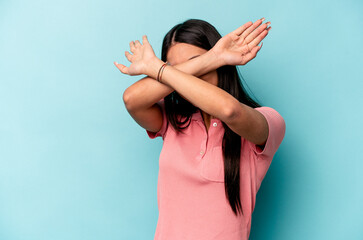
[115,18,271,146]
[119,45,222,112]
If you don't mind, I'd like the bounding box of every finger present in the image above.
[251,45,261,55]
[232,21,253,36]
[129,41,136,53]
[114,61,129,74]
[125,51,133,62]
[134,40,141,47]
[240,18,265,40]
[142,35,149,45]
[259,42,263,51]
[247,27,270,50]
[241,45,260,65]
[245,21,270,45]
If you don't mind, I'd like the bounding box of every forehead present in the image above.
[166,43,207,65]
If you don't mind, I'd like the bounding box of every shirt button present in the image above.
[213,122,217,127]
[200,150,204,155]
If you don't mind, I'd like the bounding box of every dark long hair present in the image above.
[161,19,262,216]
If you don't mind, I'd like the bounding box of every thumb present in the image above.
[258,42,263,51]
[114,61,129,75]
[251,45,260,57]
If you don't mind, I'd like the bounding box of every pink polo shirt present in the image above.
[146,99,286,240]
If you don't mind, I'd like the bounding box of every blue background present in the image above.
[1,0,362,239]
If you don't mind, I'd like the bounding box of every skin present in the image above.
[166,43,218,130]
[115,18,271,146]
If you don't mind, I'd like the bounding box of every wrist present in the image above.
[146,57,165,80]
[210,47,226,67]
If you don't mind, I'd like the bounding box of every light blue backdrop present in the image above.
[1,0,362,239]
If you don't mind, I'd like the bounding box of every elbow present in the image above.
[123,89,133,111]
[223,101,239,122]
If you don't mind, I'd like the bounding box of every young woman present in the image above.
[114,18,286,240]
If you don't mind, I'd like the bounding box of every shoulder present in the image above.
[246,106,286,159]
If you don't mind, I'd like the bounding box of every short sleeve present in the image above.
[249,106,286,159]
[146,99,169,140]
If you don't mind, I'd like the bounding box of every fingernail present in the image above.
[261,17,265,21]
[266,21,271,26]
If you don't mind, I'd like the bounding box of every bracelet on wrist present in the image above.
[157,62,169,83]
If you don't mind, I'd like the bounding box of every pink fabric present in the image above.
[146,99,286,240]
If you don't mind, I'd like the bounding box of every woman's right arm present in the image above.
[120,49,222,134]
[122,49,221,111]
[119,19,269,133]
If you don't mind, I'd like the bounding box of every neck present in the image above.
[200,109,215,121]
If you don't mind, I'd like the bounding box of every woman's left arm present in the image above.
[116,19,271,145]
[149,56,268,146]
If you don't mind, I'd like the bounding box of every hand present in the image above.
[114,35,158,76]
[211,18,271,66]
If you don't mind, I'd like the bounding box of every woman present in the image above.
[114,18,286,240]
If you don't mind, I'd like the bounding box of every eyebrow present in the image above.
[188,55,200,60]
